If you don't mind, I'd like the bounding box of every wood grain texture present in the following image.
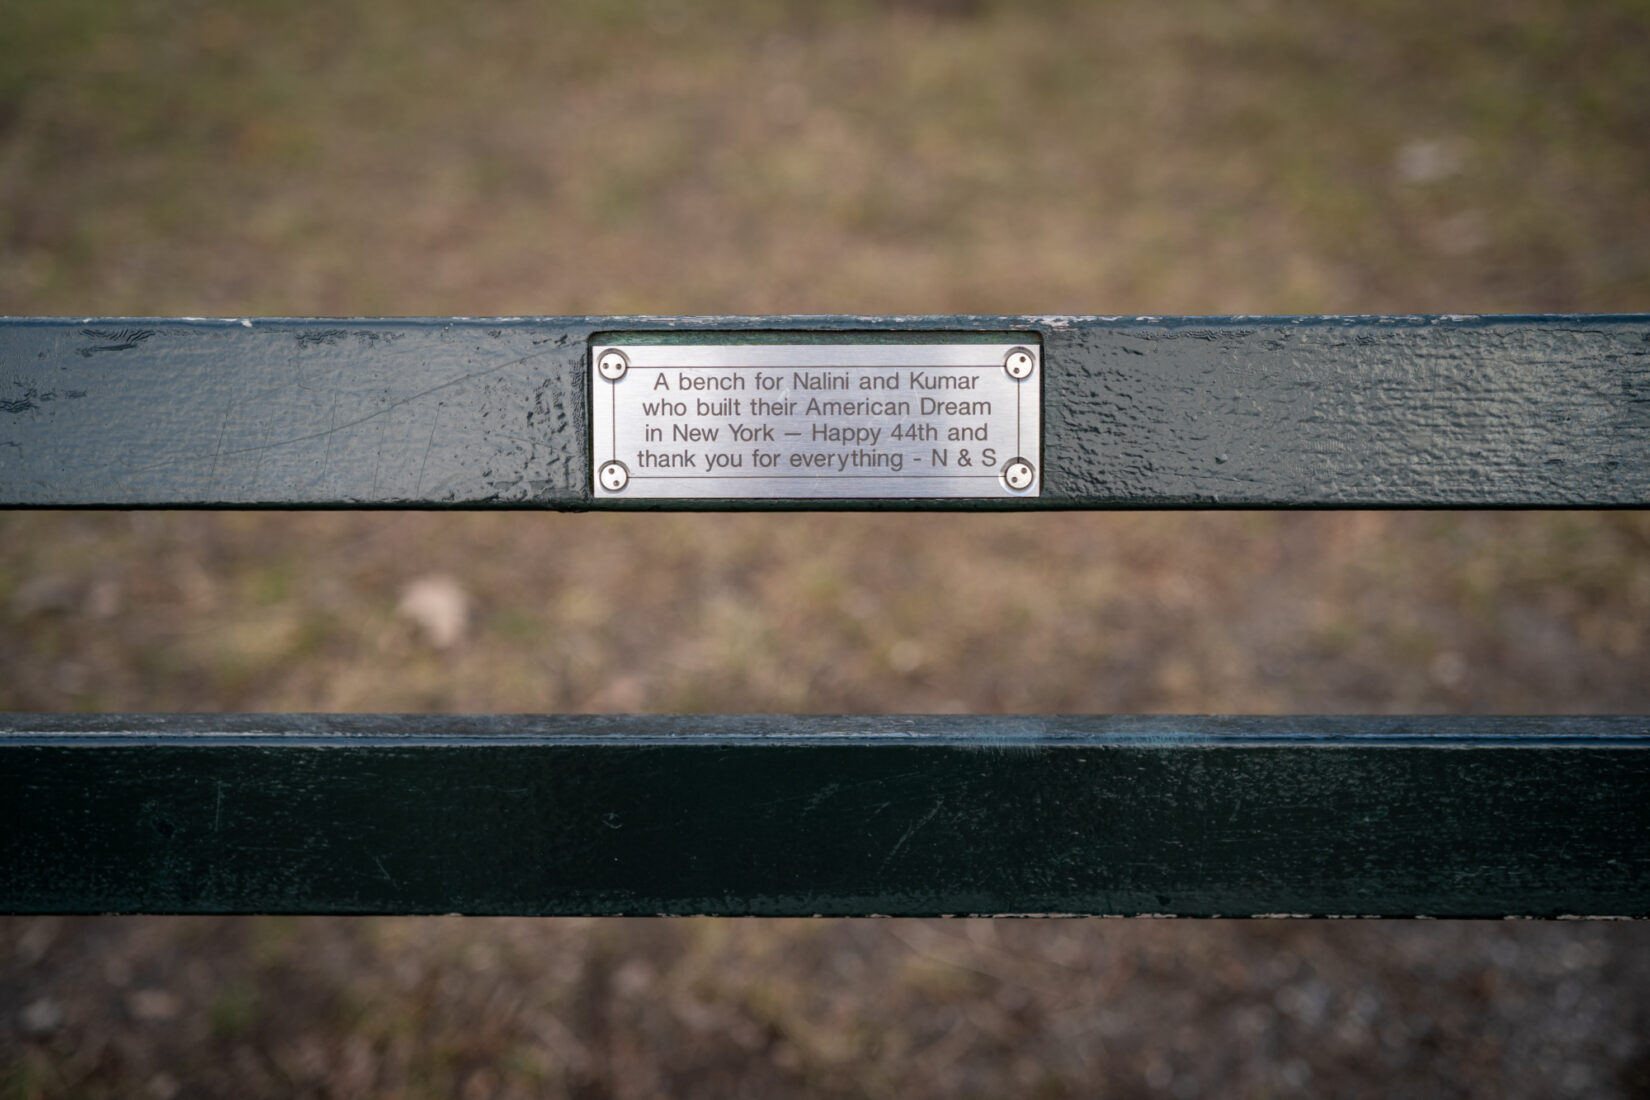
[4,714,1647,917]
[2,315,1646,508]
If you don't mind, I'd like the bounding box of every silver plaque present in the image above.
[591,341,1041,499]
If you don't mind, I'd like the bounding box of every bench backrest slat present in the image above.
[4,315,1647,508]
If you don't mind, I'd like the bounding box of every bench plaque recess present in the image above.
[591,340,1041,500]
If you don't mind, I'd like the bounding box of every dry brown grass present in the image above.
[4,0,1650,1096]
[3,511,1648,717]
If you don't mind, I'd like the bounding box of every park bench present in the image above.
[2,313,1646,917]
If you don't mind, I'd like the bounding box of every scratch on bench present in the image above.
[122,346,559,472]
[373,854,397,886]
[319,380,342,488]
[878,797,944,874]
[371,400,392,494]
[415,404,442,495]
[207,399,233,491]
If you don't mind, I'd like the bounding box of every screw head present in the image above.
[1001,457,1035,492]
[1004,347,1035,380]
[598,460,630,492]
[597,349,629,381]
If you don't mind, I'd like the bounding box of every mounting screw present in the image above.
[1001,457,1035,491]
[597,349,629,381]
[598,460,630,492]
[1004,347,1035,380]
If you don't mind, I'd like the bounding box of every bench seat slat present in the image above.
[5,714,1646,917]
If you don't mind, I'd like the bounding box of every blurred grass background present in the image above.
[2,0,1650,1096]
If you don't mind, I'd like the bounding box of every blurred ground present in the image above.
[3,0,1650,1096]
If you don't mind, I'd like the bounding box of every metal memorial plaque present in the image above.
[591,340,1041,500]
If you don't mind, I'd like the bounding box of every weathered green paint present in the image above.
[4,715,1647,917]
[2,315,1646,508]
